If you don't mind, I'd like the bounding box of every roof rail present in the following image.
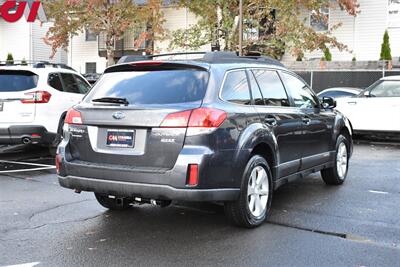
[116,51,285,68]
[0,60,76,71]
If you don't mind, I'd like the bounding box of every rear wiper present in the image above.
[92,97,129,106]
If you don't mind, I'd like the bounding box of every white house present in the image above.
[0,0,67,64]
[293,0,400,61]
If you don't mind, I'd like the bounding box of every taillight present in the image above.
[160,110,192,128]
[55,154,62,175]
[160,108,227,129]
[188,108,227,128]
[21,91,51,104]
[64,108,83,125]
[187,164,199,186]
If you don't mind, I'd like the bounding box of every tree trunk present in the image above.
[107,49,115,66]
[106,35,116,66]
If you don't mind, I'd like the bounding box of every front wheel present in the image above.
[224,155,273,228]
[321,134,350,185]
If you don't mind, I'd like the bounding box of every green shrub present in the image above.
[323,48,332,61]
[380,30,392,61]
[6,53,14,65]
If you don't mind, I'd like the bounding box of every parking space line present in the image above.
[0,160,54,168]
[368,190,389,194]
[0,166,55,173]
[2,262,40,267]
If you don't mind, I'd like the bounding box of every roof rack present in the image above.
[0,60,76,71]
[117,51,285,68]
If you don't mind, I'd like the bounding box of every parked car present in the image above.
[0,62,92,149]
[317,87,363,99]
[57,52,353,228]
[335,76,400,134]
[83,73,101,85]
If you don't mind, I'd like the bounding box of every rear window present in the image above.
[0,70,38,92]
[86,69,209,105]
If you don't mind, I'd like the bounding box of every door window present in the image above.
[248,71,264,105]
[48,73,63,91]
[220,70,251,105]
[369,80,400,97]
[280,72,318,109]
[252,69,290,106]
[60,73,80,94]
[73,74,91,94]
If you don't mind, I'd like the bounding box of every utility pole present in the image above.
[239,0,243,56]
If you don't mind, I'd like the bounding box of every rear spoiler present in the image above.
[104,61,209,74]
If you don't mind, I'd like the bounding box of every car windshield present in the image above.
[86,69,209,105]
[0,70,39,92]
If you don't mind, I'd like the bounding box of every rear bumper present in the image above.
[58,175,239,202]
[0,125,56,145]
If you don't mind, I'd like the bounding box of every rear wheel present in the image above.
[94,193,132,210]
[321,134,350,185]
[224,155,273,228]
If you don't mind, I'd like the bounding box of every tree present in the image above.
[43,0,165,66]
[323,47,332,61]
[6,53,14,65]
[169,0,359,59]
[380,30,392,61]
[21,58,28,65]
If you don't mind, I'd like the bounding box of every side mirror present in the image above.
[363,91,371,97]
[321,96,336,109]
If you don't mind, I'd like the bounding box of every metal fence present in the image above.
[294,70,400,93]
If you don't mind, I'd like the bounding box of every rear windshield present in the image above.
[86,69,209,105]
[0,70,39,92]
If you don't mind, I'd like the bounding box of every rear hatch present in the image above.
[0,70,38,124]
[67,62,209,170]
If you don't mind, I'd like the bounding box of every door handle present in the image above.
[264,116,277,126]
[302,116,311,125]
[347,101,357,105]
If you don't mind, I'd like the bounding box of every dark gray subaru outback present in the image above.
[57,52,353,228]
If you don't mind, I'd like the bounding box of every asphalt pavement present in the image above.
[0,141,399,267]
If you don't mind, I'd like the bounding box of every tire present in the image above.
[94,193,132,210]
[321,134,350,185]
[224,155,273,228]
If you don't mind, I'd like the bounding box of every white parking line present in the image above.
[0,160,53,168]
[368,190,389,194]
[0,166,55,173]
[2,262,40,267]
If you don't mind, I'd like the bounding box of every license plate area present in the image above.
[106,129,135,148]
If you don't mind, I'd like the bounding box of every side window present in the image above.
[48,73,63,91]
[280,72,319,109]
[370,81,400,97]
[60,73,80,94]
[220,70,251,105]
[73,74,91,94]
[252,69,290,107]
[248,71,264,105]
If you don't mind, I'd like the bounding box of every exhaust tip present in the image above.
[22,137,32,144]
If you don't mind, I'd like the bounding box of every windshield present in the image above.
[0,70,39,92]
[85,69,209,105]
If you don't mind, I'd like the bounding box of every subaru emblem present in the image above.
[112,111,125,120]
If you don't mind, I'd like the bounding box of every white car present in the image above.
[335,76,400,134]
[0,63,91,147]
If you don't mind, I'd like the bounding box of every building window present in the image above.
[85,29,97,41]
[310,7,329,31]
[85,62,97,74]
